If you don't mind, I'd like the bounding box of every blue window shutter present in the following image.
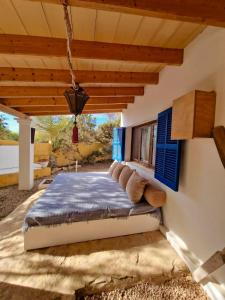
[112,127,126,162]
[155,107,182,191]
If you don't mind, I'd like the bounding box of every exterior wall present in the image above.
[0,141,106,175]
[0,145,18,170]
[0,142,52,187]
[34,143,52,162]
[0,140,18,145]
[0,141,52,172]
[54,142,103,167]
[0,167,51,188]
[122,27,225,293]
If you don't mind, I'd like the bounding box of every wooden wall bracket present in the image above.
[213,126,225,168]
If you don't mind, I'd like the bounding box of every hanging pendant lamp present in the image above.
[64,85,89,144]
[64,85,89,116]
[61,0,89,143]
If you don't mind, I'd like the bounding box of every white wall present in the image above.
[0,146,19,170]
[122,27,225,293]
[0,145,41,174]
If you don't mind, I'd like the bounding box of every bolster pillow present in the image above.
[144,185,166,208]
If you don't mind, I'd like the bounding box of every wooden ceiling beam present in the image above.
[0,34,183,65]
[27,109,122,116]
[28,0,225,27]
[0,67,158,84]
[0,96,134,107]
[17,104,127,113]
[0,86,144,97]
[0,103,28,119]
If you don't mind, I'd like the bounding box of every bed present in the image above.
[23,172,161,250]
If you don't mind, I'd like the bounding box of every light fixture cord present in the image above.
[61,0,77,90]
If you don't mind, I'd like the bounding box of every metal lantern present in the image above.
[64,85,89,116]
[64,84,89,144]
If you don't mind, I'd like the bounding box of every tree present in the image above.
[51,114,97,150]
[76,114,96,143]
[5,131,19,141]
[34,114,97,150]
[34,116,71,150]
[0,114,7,139]
[95,117,120,145]
[0,114,18,140]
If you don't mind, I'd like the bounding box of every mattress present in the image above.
[23,172,161,230]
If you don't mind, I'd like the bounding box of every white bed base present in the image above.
[24,214,160,250]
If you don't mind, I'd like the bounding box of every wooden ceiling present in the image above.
[0,0,222,117]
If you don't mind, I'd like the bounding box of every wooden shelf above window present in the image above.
[171,90,216,140]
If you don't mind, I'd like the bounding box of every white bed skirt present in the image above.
[24,214,160,250]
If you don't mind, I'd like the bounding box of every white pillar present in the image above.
[18,118,34,190]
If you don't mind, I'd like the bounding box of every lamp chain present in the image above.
[61,0,77,89]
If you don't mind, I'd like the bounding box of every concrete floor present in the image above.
[0,190,187,299]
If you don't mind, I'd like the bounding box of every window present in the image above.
[131,121,157,168]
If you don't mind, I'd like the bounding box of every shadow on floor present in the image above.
[0,281,74,300]
[32,230,164,257]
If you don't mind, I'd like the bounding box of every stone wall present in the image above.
[53,142,103,167]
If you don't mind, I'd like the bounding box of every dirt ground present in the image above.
[82,274,209,300]
[0,179,41,220]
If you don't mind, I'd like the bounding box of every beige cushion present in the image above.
[119,166,134,190]
[126,172,148,203]
[112,164,125,181]
[108,161,118,176]
[144,184,166,208]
